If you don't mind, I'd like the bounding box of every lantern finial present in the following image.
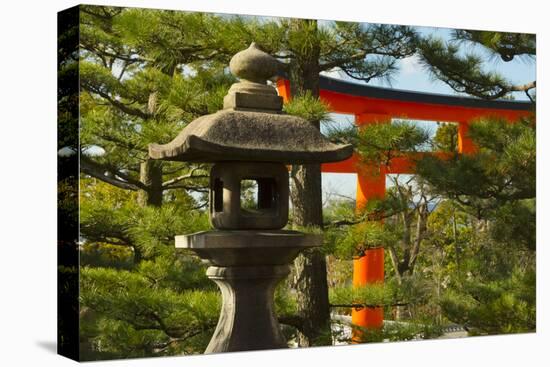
[229,42,279,84]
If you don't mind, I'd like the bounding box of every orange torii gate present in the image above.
[277,76,532,332]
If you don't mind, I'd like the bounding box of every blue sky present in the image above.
[321,25,536,204]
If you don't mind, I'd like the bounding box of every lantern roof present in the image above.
[148,43,353,164]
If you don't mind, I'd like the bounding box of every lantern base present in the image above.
[176,230,321,353]
[205,265,289,353]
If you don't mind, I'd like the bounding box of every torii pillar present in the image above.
[352,113,389,338]
[458,121,476,154]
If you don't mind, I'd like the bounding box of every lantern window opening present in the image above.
[240,177,278,215]
[213,177,224,212]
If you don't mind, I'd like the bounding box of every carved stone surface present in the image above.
[229,42,280,84]
[176,230,320,266]
[223,90,283,112]
[148,109,353,163]
[204,265,290,353]
[209,162,289,230]
[177,230,321,353]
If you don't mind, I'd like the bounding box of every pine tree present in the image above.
[324,27,536,334]
[78,6,235,358]
[417,29,535,100]
[415,115,536,334]
[395,30,535,334]
[79,6,237,207]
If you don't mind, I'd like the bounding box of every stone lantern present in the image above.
[149,43,353,353]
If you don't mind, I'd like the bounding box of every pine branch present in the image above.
[164,185,208,193]
[80,41,151,65]
[80,6,122,21]
[320,50,367,71]
[91,88,151,120]
[454,30,536,62]
[80,156,147,191]
[339,65,391,84]
[418,37,536,100]
[162,167,208,189]
[95,133,146,153]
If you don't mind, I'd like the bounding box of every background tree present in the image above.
[79,7,237,208]
[415,115,536,334]
[77,7,235,358]
[417,30,536,101]
[323,25,536,328]
[324,114,535,336]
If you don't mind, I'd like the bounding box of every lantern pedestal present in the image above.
[176,230,320,353]
[205,265,289,353]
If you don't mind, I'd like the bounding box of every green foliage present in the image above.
[79,182,215,358]
[417,31,535,99]
[433,123,458,152]
[441,267,535,335]
[453,30,535,62]
[81,243,134,270]
[128,205,210,258]
[330,283,397,308]
[80,179,210,261]
[322,22,418,83]
[423,200,472,277]
[330,275,436,312]
[356,120,430,166]
[416,116,535,239]
[418,36,510,99]
[491,199,535,250]
[415,116,536,334]
[80,266,220,358]
[334,221,399,259]
[282,90,331,123]
[79,177,214,358]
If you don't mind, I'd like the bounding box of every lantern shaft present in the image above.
[205,265,289,353]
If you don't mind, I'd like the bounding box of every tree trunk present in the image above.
[408,201,428,272]
[290,164,330,346]
[390,195,430,321]
[287,19,331,347]
[451,210,463,277]
[137,91,164,208]
[137,159,163,207]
